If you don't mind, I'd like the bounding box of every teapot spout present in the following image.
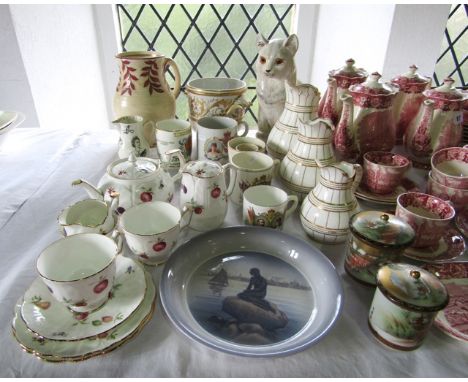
[72,179,104,200]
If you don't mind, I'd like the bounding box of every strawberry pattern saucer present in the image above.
[12,270,155,362]
[21,256,146,341]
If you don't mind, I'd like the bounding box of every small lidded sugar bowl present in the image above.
[369,263,449,351]
[345,212,415,285]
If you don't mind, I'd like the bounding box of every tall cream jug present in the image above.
[113,51,181,147]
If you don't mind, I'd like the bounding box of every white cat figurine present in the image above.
[255,33,298,142]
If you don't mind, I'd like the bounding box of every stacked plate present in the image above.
[12,256,155,362]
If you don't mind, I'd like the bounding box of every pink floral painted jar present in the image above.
[431,146,468,189]
[396,192,455,249]
[369,263,448,351]
[363,151,411,194]
[427,171,468,212]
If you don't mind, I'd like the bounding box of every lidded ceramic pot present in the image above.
[319,58,368,126]
[345,212,415,285]
[391,65,431,144]
[74,151,185,210]
[347,72,399,157]
[404,78,467,164]
[369,263,449,351]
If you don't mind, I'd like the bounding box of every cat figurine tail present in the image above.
[255,33,298,142]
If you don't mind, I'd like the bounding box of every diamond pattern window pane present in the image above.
[433,4,467,88]
[116,4,295,125]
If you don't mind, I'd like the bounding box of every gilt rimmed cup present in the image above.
[228,151,280,205]
[120,201,189,266]
[243,185,298,229]
[36,232,123,313]
[155,118,192,167]
[197,116,249,164]
[395,192,455,249]
[227,136,266,162]
[363,151,411,194]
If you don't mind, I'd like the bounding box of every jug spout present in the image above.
[405,99,435,158]
[318,78,338,124]
[72,179,105,200]
[334,94,358,161]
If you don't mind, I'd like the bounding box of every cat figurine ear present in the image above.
[283,34,299,55]
[256,33,269,49]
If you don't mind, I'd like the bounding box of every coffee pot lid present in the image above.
[377,263,449,312]
[349,72,399,96]
[109,153,159,180]
[424,77,467,101]
[349,211,415,248]
[330,58,368,80]
[391,65,431,85]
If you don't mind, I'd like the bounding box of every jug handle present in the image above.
[273,159,281,176]
[180,204,193,231]
[166,148,186,182]
[352,163,363,192]
[222,163,235,196]
[165,58,181,99]
[111,230,124,255]
[236,120,249,137]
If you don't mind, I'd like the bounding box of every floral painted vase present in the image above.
[113,51,181,147]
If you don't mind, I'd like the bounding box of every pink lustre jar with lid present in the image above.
[347,72,399,157]
[391,65,431,144]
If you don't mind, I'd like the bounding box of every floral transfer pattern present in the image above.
[246,207,283,228]
[238,174,271,192]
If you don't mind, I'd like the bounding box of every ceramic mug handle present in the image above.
[111,230,123,254]
[222,162,235,197]
[164,57,181,99]
[236,121,249,137]
[284,195,299,221]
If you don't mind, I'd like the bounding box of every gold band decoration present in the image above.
[319,176,354,190]
[298,135,333,145]
[284,103,318,113]
[286,151,335,167]
[281,177,314,193]
[274,120,298,133]
[307,192,358,212]
[300,213,350,235]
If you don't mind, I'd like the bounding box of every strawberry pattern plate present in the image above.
[12,270,155,362]
[423,263,468,342]
[21,256,146,341]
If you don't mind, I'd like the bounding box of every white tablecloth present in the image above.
[0,128,466,377]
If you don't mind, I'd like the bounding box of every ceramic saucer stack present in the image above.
[12,256,155,362]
